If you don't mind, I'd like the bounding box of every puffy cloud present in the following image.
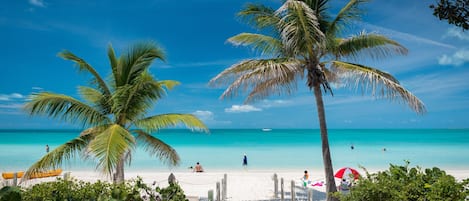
[261,99,291,108]
[438,49,469,66]
[0,93,25,101]
[225,105,262,113]
[29,0,46,7]
[444,27,469,41]
[192,110,214,121]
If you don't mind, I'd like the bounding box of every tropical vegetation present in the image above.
[0,177,189,201]
[335,162,469,201]
[430,0,468,30]
[209,0,426,200]
[23,42,208,183]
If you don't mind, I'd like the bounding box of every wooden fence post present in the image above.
[208,190,214,201]
[291,180,295,201]
[12,172,18,187]
[280,178,284,201]
[216,182,221,201]
[273,173,278,198]
[223,173,227,200]
[308,188,313,201]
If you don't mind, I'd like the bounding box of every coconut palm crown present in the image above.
[209,0,425,200]
[23,42,208,183]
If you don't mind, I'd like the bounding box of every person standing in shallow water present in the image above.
[243,154,248,166]
[45,145,49,153]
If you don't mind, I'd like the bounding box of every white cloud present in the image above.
[0,93,25,101]
[29,0,46,7]
[438,49,469,66]
[192,110,214,121]
[225,105,262,113]
[260,99,291,108]
[0,103,24,109]
[358,22,455,49]
[444,27,469,41]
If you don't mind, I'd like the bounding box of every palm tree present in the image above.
[209,0,425,199]
[23,42,208,183]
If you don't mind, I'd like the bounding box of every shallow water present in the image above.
[1,129,468,172]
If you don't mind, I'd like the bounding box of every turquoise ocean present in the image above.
[1,129,468,172]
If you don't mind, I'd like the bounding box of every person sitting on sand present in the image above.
[194,162,204,173]
[338,178,351,194]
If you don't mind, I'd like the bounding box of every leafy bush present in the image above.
[0,186,22,201]
[156,182,188,201]
[335,162,469,201]
[1,177,188,201]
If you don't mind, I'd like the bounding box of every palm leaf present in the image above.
[24,92,111,127]
[228,33,284,56]
[238,3,280,30]
[210,58,303,101]
[108,44,120,87]
[133,114,208,133]
[88,124,135,177]
[58,51,111,97]
[327,0,369,35]
[276,0,325,57]
[335,31,408,60]
[133,130,180,166]
[22,133,94,181]
[117,42,165,86]
[332,61,426,114]
[113,73,178,123]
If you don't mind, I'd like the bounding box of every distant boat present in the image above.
[262,128,272,132]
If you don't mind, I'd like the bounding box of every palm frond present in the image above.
[276,0,325,56]
[133,130,180,166]
[158,80,180,91]
[117,42,165,86]
[22,133,93,181]
[245,68,300,103]
[113,72,176,123]
[332,61,426,114]
[58,51,111,97]
[328,0,369,35]
[88,124,135,177]
[78,86,112,114]
[108,44,119,87]
[210,58,303,101]
[24,92,111,127]
[133,114,208,133]
[238,3,280,30]
[228,33,284,56]
[335,31,408,60]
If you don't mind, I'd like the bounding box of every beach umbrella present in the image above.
[335,167,360,180]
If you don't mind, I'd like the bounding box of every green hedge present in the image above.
[0,177,188,201]
[335,162,469,201]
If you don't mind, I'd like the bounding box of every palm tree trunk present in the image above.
[313,83,338,201]
[114,157,125,183]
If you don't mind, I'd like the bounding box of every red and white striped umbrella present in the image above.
[334,167,360,180]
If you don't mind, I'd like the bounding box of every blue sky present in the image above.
[1,0,468,129]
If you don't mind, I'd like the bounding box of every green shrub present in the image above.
[4,176,188,201]
[156,183,188,201]
[336,162,469,201]
[0,186,22,201]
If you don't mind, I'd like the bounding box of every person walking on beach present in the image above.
[45,145,49,153]
[242,154,248,166]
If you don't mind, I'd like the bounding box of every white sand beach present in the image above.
[12,168,469,201]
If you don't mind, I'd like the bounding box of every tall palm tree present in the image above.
[209,0,425,199]
[23,42,208,183]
